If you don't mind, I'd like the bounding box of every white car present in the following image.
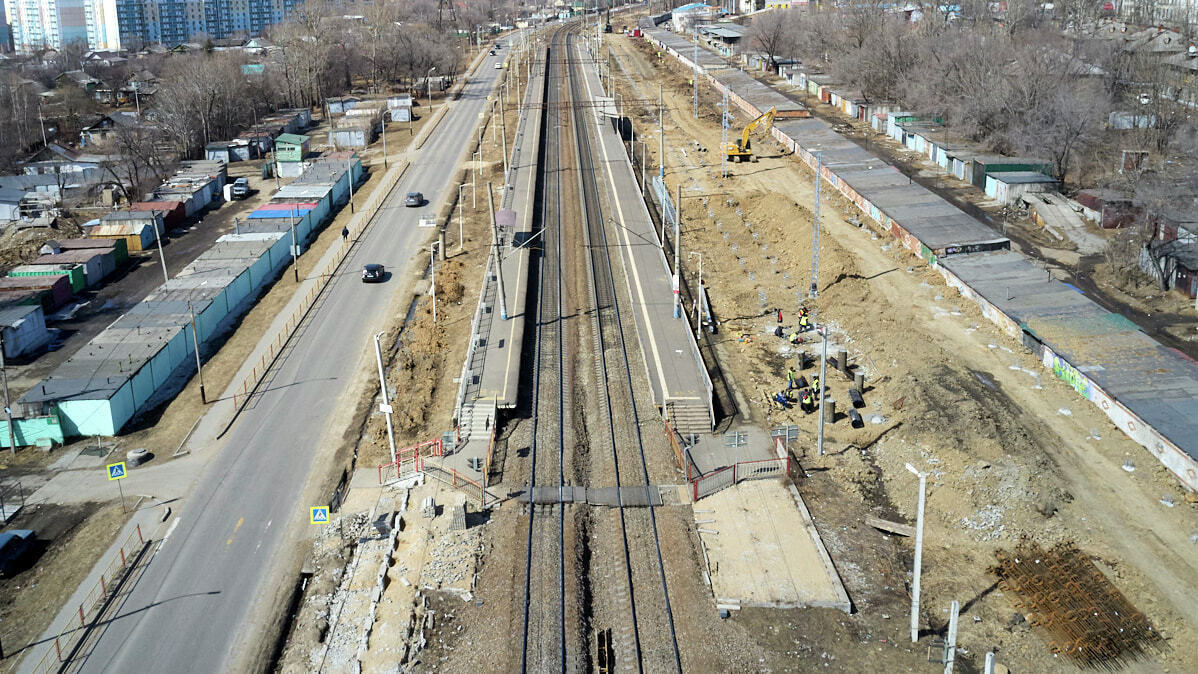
[494,61,503,69]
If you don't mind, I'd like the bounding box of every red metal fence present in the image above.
[377,437,443,484]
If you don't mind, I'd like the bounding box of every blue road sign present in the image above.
[309,507,329,524]
[107,462,127,481]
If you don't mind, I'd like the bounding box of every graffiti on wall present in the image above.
[1052,356,1092,398]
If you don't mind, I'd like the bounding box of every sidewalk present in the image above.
[16,504,169,674]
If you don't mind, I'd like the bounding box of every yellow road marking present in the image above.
[227,517,245,546]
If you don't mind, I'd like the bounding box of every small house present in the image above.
[0,302,51,358]
[274,133,311,178]
[80,112,141,147]
[983,172,1058,205]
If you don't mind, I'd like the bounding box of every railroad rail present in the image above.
[521,34,568,674]
[520,24,681,673]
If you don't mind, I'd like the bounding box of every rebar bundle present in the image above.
[990,540,1165,670]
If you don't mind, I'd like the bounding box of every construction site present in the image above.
[2,9,1197,674]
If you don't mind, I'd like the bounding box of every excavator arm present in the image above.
[724,106,777,161]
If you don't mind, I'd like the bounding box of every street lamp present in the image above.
[373,332,397,465]
[429,243,439,324]
[458,182,474,252]
[427,66,437,108]
[688,251,703,338]
[905,462,928,644]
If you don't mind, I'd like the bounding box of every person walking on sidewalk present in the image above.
[341,226,349,242]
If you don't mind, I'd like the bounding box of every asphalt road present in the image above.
[75,45,514,674]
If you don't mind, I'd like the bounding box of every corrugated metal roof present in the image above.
[0,303,40,327]
[987,171,1057,185]
[88,222,152,236]
[942,251,1198,461]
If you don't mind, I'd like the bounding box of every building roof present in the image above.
[987,171,1058,185]
[0,301,42,326]
[1152,238,1198,271]
[88,222,152,236]
[0,187,25,205]
[275,133,310,145]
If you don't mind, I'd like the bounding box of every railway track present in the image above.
[521,35,569,673]
[521,25,681,673]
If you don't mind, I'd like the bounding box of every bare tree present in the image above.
[750,9,798,73]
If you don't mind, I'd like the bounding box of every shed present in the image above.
[102,210,165,240]
[87,221,157,252]
[205,141,236,163]
[0,275,72,311]
[278,107,312,129]
[53,238,129,265]
[1075,189,1138,229]
[9,263,87,292]
[0,303,50,358]
[984,172,1058,205]
[129,201,186,229]
[33,249,116,287]
[275,134,311,163]
[970,155,1053,189]
[1143,238,1198,298]
[329,121,376,149]
[0,188,23,221]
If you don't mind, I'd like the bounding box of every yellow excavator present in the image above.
[723,106,777,162]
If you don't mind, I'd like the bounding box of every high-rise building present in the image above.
[115,0,302,48]
[5,0,90,50]
[4,0,300,51]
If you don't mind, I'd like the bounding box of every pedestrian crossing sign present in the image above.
[107,462,127,481]
[310,507,329,524]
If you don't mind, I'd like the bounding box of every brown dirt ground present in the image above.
[576,32,1198,673]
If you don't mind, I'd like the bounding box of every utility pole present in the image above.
[290,206,299,283]
[817,325,828,456]
[500,100,509,181]
[674,182,682,319]
[430,243,438,324]
[380,119,387,167]
[0,335,15,454]
[347,158,355,213]
[153,219,169,285]
[689,251,703,338]
[188,301,206,403]
[659,84,664,179]
[809,151,822,299]
[945,600,960,673]
[906,462,927,644]
[373,332,397,465]
[692,29,699,119]
[720,92,729,179]
[488,184,508,320]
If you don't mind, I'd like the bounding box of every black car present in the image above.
[404,192,424,207]
[361,264,385,283]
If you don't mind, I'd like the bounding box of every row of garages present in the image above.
[0,162,232,358]
[15,153,364,438]
[644,27,1198,491]
[203,109,313,163]
[782,68,1062,207]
